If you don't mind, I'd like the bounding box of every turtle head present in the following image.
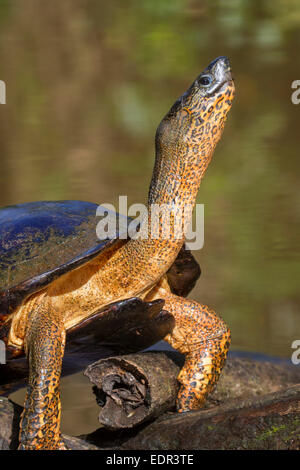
[149,57,235,205]
[183,55,234,111]
[154,56,235,181]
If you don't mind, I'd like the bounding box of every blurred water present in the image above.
[2,0,300,436]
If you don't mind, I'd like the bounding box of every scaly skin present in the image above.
[7,57,235,449]
[19,297,66,450]
[145,278,231,410]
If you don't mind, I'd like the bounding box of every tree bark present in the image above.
[1,354,299,450]
[82,353,300,450]
[117,385,300,450]
[84,352,181,429]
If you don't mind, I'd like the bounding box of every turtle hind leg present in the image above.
[18,301,66,450]
[145,283,230,411]
[165,295,230,411]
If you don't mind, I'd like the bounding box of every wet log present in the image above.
[84,351,300,430]
[117,384,300,450]
[84,352,180,429]
[1,355,299,450]
[83,353,300,450]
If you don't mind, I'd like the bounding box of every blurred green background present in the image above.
[2,0,300,434]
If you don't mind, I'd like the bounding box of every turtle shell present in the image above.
[0,200,200,359]
[0,200,129,317]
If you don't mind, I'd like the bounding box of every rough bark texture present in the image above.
[0,354,299,450]
[84,352,180,429]
[117,385,300,450]
[82,353,300,450]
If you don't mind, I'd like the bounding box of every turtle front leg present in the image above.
[163,293,230,411]
[19,304,66,450]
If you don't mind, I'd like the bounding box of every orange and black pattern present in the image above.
[163,295,231,411]
[19,303,66,450]
[8,57,235,449]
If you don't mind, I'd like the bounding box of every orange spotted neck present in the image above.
[109,95,233,294]
[105,77,235,296]
[52,66,235,308]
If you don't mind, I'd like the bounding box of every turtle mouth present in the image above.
[202,77,234,98]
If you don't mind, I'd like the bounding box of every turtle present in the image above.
[0,56,235,449]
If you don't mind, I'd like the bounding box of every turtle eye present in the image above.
[199,75,212,87]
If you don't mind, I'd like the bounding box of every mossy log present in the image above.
[82,353,300,450]
[117,384,300,450]
[0,354,299,450]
